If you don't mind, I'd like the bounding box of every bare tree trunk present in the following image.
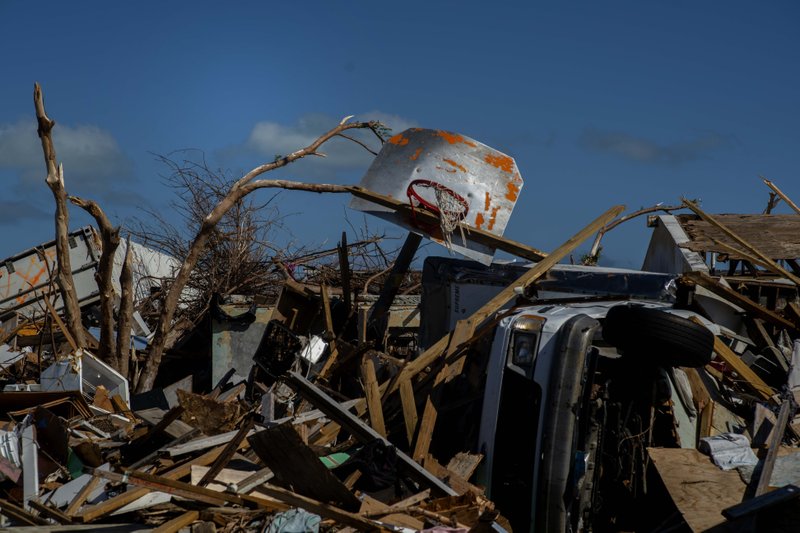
[69,197,120,365]
[34,83,87,349]
[134,118,384,392]
[116,237,134,381]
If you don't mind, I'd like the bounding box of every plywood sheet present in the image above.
[648,447,745,532]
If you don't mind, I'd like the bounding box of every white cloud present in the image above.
[0,119,132,193]
[242,111,418,171]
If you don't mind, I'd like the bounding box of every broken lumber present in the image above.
[689,317,775,401]
[283,371,457,497]
[386,204,625,396]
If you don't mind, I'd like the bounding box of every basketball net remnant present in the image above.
[406,179,469,250]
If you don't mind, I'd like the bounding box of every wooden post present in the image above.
[360,357,387,437]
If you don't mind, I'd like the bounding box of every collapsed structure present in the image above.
[0,123,799,533]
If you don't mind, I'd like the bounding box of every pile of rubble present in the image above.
[1,121,800,532]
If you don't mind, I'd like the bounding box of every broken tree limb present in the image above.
[385,204,625,397]
[283,371,457,497]
[137,118,385,392]
[682,198,800,286]
[116,236,135,381]
[586,202,684,262]
[762,177,800,215]
[33,82,86,350]
[69,197,120,366]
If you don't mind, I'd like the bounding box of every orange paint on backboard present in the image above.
[484,154,514,173]
[487,206,500,231]
[442,158,467,173]
[475,212,486,229]
[484,191,491,211]
[437,131,477,147]
[410,147,423,161]
[505,181,520,202]
[388,134,409,146]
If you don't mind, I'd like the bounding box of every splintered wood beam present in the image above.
[360,358,386,437]
[386,204,625,396]
[153,510,199,533]
[65,476,101,517]
[348,185,549,262]
[93,469,287,511]
[683,271,797,332]
[399,379,419,446]
[283,371,457,497]
[28,499,72,524]
[198,416,255,487]
[413,365,449,462]
[77,443,232,522]
[0,498,49,526]
[412,317,479,462]
[762,177,800,215]
[682,198,800,286]
[755,399,792,497]
[689,317,775,401]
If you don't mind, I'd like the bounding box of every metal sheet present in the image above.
[350,128,523,265]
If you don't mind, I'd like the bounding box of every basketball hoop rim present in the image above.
[406,179,469,218]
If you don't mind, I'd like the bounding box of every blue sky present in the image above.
[1,1,798,268]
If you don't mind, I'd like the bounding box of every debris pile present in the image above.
[1,111,800,532]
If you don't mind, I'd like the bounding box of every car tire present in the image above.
[602,305,714,368]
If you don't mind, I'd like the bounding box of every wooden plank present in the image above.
[94,469,287,511]
[360,357,386,437]
[348,186,549,262]
[153,510,199,533]
[166,428,255,457]
[423,455,483,496]
[284,371,456,497]
[135,406,191,440]
[682,199,800,285]
[413,365,449,462]
[684,271,797,332]
[77,443,234,522]
[446,452,483,480]
[762,177,800,215]
[0,498,49,525]
[198,416,255,487]
[689,316,775,401]
[247,423,360,510]
[649,447,745,532]
[755,399,792,497]
[65,475,101,517]
[28,499,73,524]
[386,204,625,396]
[399,379,418,446]
[110,394,136,422]
[43,295,78,351]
